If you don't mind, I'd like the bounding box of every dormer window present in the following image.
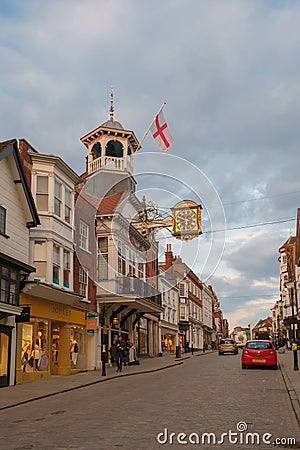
[106,140,123,157]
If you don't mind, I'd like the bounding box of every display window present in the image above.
[137,318,148,354]
[70,326,85,369]
[162,333,175,353]
[21,319,49,373]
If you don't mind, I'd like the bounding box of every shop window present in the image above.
[79,220,89,251]
[98,237,108,280]
[21,320,49,373]
[70,326,85,369]
[138,318,148,354]
[54,180,62,217]
[63,250,70,288]
[34,241,47,282]
[0,206,6,236]
[36,176,48,211]
[53,245,60,285]
[64,188,72,224]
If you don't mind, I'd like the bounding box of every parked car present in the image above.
[241,340,277,369]
[218,338,238,355]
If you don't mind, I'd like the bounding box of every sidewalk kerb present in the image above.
[279,360,300,425]
[0,361,183,411]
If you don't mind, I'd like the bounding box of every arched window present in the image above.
[106,140,123,157]
[92,142,101,159]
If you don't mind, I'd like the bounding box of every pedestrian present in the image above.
[101,344,108,376]
[110,340,117,364]
[191,344,194,355]
[116,336,126,372]
[123,339,132,366]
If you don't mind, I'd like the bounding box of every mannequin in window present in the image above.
[32,339,42,371]
[71,339,79,366]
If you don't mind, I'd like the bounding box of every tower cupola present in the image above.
[80,88,140,178]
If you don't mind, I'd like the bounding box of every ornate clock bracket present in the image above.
[132,199,202,242]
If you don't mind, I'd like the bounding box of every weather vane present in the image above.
[110,86,114,121]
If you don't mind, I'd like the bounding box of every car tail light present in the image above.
[244,350,249,354]
[233,343,236,346]
[218,344,221,348]
[269,350,274,355]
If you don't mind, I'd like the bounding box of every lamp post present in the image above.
[286,282,299,371]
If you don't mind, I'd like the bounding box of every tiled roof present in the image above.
[98,192,123,213]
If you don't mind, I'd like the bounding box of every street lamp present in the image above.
[285,281,299,371]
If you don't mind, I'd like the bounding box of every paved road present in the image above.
[1,352,299,450]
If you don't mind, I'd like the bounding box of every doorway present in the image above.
[0,326,11,387]
[51,323,60,375]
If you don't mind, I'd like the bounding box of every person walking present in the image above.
[116,336,126,372]
[123,339,132,366]
[101,344,108,376]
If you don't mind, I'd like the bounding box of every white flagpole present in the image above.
[138,102,166,150]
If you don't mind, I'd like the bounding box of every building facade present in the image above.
[16,140,91,383]
[0,139,39,387]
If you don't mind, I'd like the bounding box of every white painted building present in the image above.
[158,263,179,354]
[0,139,39,387]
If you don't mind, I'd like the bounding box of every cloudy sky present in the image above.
[1,0,300,330]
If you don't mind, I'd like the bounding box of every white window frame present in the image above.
[80,220,89,251]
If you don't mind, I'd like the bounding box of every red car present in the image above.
[241,340,277,370]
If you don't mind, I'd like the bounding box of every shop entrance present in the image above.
[0,326,11,387]
[51,323,60,375]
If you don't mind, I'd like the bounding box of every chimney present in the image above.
[165,244,173,270]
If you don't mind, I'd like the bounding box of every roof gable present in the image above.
[0,139,40,228]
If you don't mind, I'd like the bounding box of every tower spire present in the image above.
[110,86,114,121]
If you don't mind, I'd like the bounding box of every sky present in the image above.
[1,0,300,331]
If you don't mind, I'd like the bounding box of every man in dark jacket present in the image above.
[116,336,126,372]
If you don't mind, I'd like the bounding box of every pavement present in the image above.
[0,349,299,425]
[277,349,300,424]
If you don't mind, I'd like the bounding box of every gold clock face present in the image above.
[175,208,198,232]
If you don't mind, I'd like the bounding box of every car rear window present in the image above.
[245,341,272,349]
[220,339,234,344]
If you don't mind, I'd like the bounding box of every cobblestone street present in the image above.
[1,352,299,450]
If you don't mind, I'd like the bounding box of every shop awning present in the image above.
[97,296,163,315]
[22,282,84,307]
[161,327,178,335]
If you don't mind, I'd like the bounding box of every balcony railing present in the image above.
[89,156,133,174]
[97,277,162,307]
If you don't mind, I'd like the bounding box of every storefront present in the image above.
[160,326,178,354]
[16,292,86,384]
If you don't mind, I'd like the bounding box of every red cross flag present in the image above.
[150,110,174,152]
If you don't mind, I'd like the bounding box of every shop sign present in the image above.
[86,317,97,330]
[87,329,95,334]
[16,306,31,323]
[87,312,97,318]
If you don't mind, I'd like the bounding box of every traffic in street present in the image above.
[1,351,299,449]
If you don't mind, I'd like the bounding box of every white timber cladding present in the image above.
[0,155,31,265]
[158,275,179,326]
[29,156,78,289]
[202,287,213,329]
